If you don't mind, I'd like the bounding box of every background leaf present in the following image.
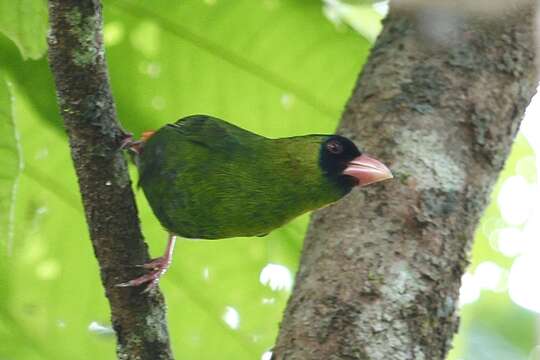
[0,74,26,357]
[0,0,48,59]
[0,75,21,253]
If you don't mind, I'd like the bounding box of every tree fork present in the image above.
[47,1,173,359]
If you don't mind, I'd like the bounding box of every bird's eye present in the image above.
[326,140,343,154]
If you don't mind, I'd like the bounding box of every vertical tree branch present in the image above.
[275,3,537,360]
[47,1,173,359]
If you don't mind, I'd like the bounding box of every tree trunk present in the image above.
[47,1,173,359]
[274,3,538,360]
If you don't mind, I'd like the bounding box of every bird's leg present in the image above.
[116,233,177,291]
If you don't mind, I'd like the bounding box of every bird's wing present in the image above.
[139,115,264,187]
[166,115,262,151]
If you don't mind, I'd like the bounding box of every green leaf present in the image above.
[0,75,22,256]
[0,0,48,59]
[106,0,370,136]
[0,74,23,340]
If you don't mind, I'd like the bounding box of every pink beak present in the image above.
[343,154,393,187]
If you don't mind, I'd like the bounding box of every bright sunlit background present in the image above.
[448,89,540,360]
[0,1,538,359]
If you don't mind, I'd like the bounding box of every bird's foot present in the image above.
[116,234,177,292]
[116,256,171,292]
[119,134,144,154]
[119,131,156,154]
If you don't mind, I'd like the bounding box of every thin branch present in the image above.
[46,1,173,359]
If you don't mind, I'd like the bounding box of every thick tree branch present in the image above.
[47,1,173,359]
[275,3,537,360]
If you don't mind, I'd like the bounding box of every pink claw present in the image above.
[120,136,143,154]
[119,130,155,154]
[116,234,177,292]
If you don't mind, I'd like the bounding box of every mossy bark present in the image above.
[274,3,537,360]
[47,1,173,359]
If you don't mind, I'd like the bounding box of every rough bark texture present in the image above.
[274,4,538,360]
[47,1,173,359]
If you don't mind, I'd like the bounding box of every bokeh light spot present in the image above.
[459,272,480,307]
[88,321,114,336]
[36,259,61,280]
[493,227,524,257]
[104,21,125,47]
[223,306,240,330]
[474,261,505,292]
[259,263,292,291]
[498,176,534,225]
[509,254,540,314]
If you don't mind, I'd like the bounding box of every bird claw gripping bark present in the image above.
[116,234,177,292]
[116,256,171,292]
[119,131,156,154]
[120,133,144,154]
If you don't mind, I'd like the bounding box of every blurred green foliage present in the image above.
[0,75,20,256]
[0,0,48,60]
[0,1,537,359]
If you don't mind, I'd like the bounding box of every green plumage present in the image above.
[138,115,353,239]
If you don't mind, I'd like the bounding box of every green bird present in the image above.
[118,115,392,288]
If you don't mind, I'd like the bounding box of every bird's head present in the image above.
[318,135,393,191]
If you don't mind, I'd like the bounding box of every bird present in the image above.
[118,114,392,289]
